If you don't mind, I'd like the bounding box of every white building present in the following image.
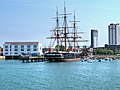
[108,23,120,45]
[3,42,42,56]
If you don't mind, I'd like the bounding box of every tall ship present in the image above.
[44,3,88,62]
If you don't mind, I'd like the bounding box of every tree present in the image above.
[55,45,64,51]
[93,49,114,55]
[107,50,114,55]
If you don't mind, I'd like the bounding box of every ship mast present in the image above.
[47,2,88,52]
[69,11,80,51]
[73,11,76,51]
[56,7,59,46]
[73,11,81,51]
[70,11,88,51]
[63,2,67,51]
[59,1,70,51]
[47,7,61,48]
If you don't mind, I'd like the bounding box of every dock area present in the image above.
[20,56,46,63]
[19,55,120,63]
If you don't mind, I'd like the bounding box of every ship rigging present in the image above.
[47,4,88,51]
[44,2,88,62]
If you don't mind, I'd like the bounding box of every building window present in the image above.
[33,45,37,48]
[34,49,37,51]
[21,45,24,48]
[10,45,11,48]
[5,49,8,51]
[14,45,18,48]
[31,53,38,56]
[27,52,30,55]
[5,46,8,48]
[14,49,18,51]
[27,49,30,51]
[21,52,26,55]
[5,53,8,54]
[14,52,18,54]
[27,45,30,48]
[21,49,24,51]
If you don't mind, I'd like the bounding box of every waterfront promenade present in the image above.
[90,55,120,59]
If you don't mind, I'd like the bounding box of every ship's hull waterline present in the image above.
[44,52,81,62]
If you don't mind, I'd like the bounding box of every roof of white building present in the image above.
[4,42,39,45]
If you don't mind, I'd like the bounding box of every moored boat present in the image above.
[44,2,88,62]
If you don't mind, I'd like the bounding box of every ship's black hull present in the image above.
[44,52,81,62]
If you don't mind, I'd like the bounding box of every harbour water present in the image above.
[0,60,120,90]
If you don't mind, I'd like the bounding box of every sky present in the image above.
[0,0,120,47]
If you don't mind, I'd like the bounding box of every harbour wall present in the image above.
[89,55,120,59]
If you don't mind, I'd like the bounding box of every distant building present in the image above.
[105,44,120,54]
[91,29,98,48]
[108,23,120,45]
[3,42,42,57]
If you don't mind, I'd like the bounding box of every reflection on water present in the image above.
[0,60,120,90]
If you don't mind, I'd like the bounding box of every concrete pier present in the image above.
[20,56,46,63]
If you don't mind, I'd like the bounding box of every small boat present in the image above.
[87,59,95,63]
[105,58,112,61]
[109,58,112,61]
[98,59,101,62]
[105,58,109,61]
